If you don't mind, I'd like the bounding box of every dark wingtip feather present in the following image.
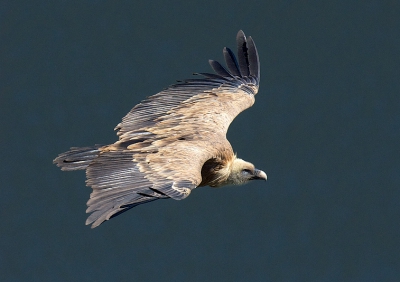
[205,30,259,85]
[247,36,260,81]
[236,30,250,77]
[209,59,232,77]
[223,47,241,76]
[53,146,101,171]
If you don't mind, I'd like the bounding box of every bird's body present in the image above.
[54,30,267,228]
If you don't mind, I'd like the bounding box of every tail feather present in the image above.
[53,145,102,171]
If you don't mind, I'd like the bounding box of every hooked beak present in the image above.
[253,169,267,181]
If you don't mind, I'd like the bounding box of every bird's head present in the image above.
[227,158,267,186]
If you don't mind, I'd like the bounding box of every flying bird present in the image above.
[54,30,267,228]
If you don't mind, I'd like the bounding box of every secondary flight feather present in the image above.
[54,30,267,228]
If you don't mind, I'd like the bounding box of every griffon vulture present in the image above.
[54,30,267,228]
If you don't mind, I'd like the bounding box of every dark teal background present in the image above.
[1,1,399,281]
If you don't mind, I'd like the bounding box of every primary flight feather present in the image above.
[54,30,267,228]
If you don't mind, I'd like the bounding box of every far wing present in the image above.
[115,30,260,143]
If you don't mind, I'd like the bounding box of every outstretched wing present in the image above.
[85,30,260,227]
[115,30,260,141]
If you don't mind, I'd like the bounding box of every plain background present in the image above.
[1,1,399,281]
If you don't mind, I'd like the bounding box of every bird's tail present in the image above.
[53,145,102,171]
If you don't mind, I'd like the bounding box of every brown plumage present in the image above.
[54,30,267,228]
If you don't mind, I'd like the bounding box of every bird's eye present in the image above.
[242,169,252,174]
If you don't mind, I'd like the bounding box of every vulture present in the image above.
[54,30,267,228]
